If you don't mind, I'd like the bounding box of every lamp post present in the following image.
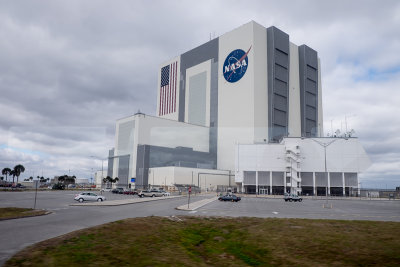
[90,156,106,189]
[311,138,338,201]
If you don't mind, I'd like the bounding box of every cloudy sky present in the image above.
[0,0,399,188]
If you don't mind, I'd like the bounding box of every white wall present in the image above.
[236,138,371,178]
[149,166,233,190]
[253,22,269,143]
[218,21,257,171]
[114,113,210,182]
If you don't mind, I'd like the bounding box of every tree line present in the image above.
[1,165,25,184]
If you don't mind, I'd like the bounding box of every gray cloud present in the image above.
[0,0,399,187]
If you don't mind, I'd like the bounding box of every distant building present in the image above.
[94,170,107,188]
[108,21,370,194]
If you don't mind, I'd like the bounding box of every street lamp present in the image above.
[90,156,107,188]
[310,138,338,200]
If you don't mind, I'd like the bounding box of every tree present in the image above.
[2,168,11,182]
[113,177,119,184]
[10,170,16,183]
[13,164,25,184]
[58,175,66,184]
[29,176,33,181]
[65,175,76,185]
[0,176,3,181]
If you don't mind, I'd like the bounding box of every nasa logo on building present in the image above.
[223,46,252,83]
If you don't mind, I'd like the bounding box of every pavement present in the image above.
[176,196,217,211]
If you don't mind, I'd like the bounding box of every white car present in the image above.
[74,192,106,202]
[101,187,112,192]
[161,191,170,196]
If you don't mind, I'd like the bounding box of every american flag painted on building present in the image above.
[159,61,178,116]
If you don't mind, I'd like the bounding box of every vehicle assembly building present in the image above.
[108,21,370,195]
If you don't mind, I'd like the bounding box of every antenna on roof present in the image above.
[135,109,144,115]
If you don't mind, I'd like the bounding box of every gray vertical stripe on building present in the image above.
[179,38,219,122]
[267,26,290,142]
[117,155,130,187]
[272,171,284,185]
[209,59,218,165]
[330,172,343,187]
[344,173,358,187]
[188,71,207,126]
[299,45,318,137]
[258,171,270,185]
[244,171,256,185]
[300,172,313,186]
[315,172,327,186]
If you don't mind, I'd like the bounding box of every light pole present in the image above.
[90,156,106,189]
[311,138,338,200]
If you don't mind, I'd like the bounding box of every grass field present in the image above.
[5,216,400,266]
[0,207,48,220]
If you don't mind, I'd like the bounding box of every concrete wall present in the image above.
[149,166,233,191]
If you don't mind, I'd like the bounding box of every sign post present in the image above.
[33,180,38,209]
[188,186,192,208]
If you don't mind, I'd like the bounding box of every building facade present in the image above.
[108,21,370,193]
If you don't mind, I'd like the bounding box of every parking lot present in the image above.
[194,196,400,221]
[0,190,399,265]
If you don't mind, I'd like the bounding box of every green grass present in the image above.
[0,207,47,220]
[5,216,400,266]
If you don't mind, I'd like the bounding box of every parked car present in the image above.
[160,190,170,196]
[111,188,124,194]
[138,189,164,198]
[218,194,241,202]
[12,183,26,188]
[123,189,138,195]
[101,187,112,192]
[284,193,302,202]
[74,192,106,202]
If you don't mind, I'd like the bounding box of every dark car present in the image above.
[112,187,124,194]
[218,194,241,202]
[284,193,302,202]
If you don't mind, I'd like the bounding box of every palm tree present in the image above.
[10,170,16,183]
[103,176,112,187]
[13,164,25,184]
[58,175,66,184]
[29,176,33,181]
[113,177,119,186]
[2,168,11,182]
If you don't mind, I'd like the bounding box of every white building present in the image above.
[108,21,370,194]
[94,170,107,188]
[236,137,370,196]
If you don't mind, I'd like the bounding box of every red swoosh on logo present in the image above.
[226,45,252,81]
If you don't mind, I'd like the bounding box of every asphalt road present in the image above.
[195,196,400,221]
[0,190,197,265]
[0,191,399,265]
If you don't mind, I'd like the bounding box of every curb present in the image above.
[70,195,183,206]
